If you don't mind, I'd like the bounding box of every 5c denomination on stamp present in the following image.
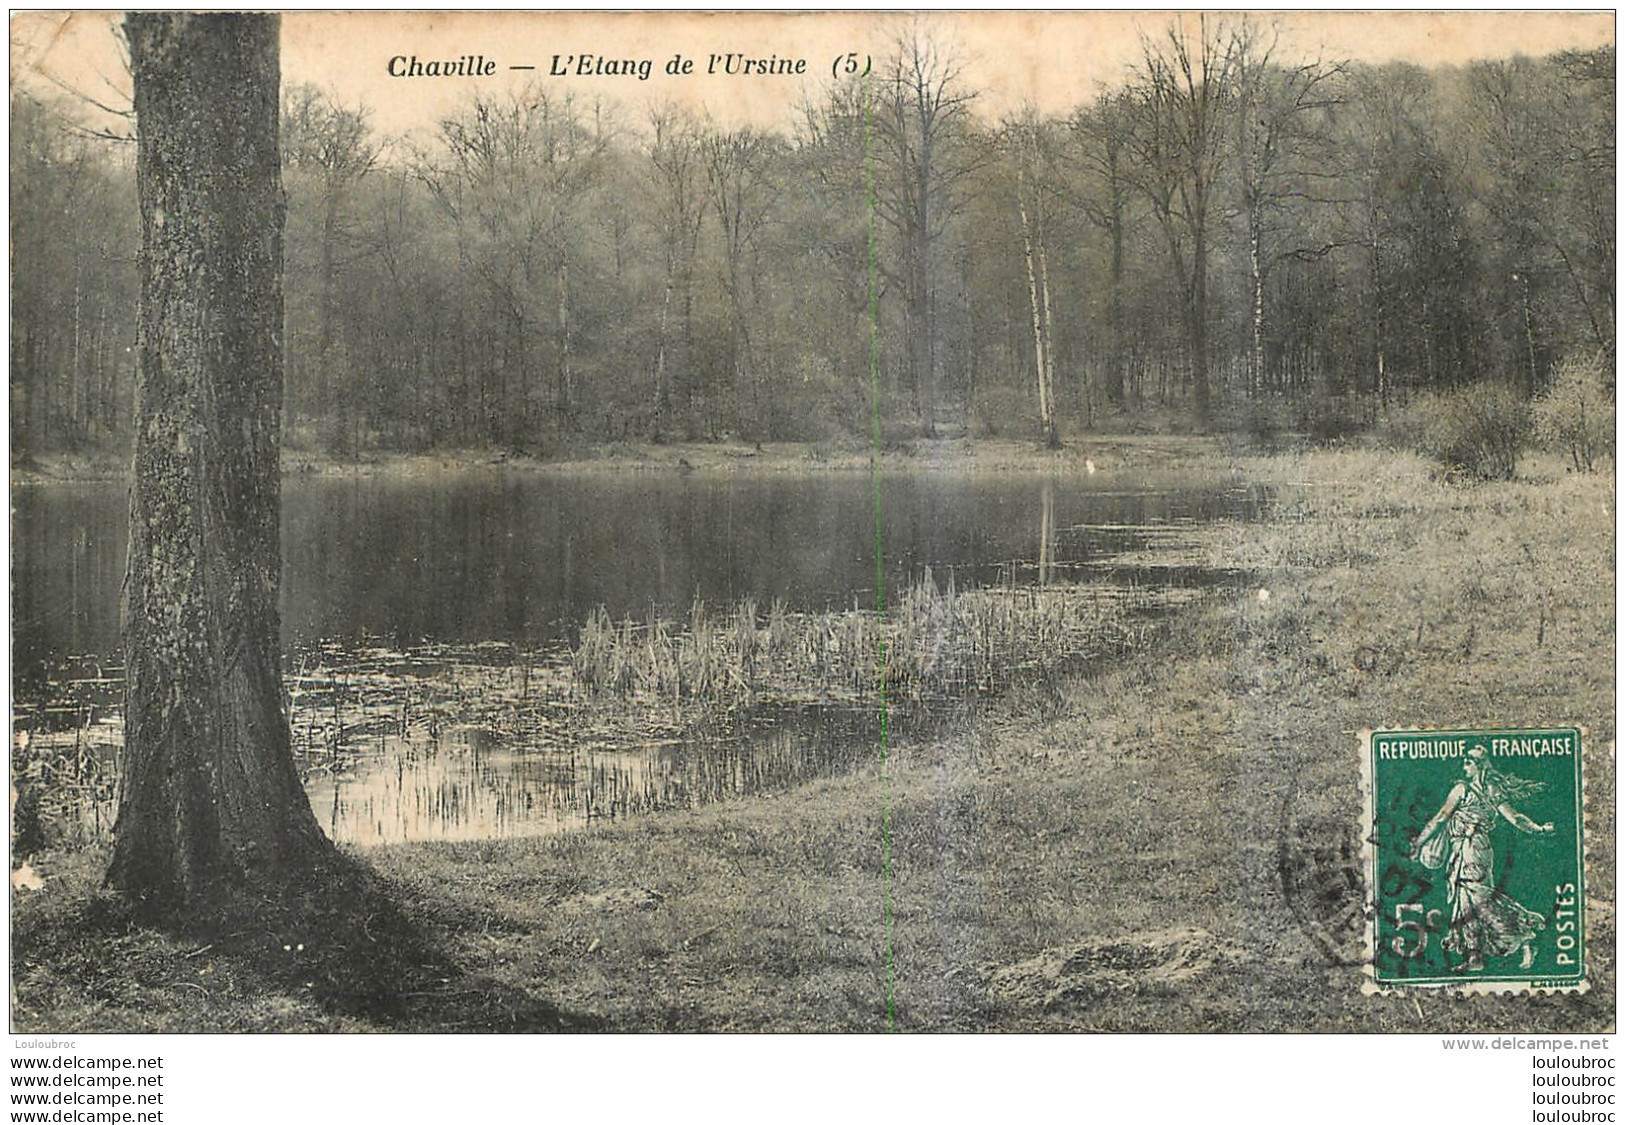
[1363,727,1586,993]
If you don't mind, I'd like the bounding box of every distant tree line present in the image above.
[10,19,1614,460]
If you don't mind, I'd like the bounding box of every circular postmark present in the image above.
[1276,776,1368,967]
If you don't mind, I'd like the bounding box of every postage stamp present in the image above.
[1363,728,1587,993]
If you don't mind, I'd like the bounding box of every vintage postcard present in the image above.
[7,9,1614,1051]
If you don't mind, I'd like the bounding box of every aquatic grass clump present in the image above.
[572,606,616,692]
[11,709,121,853]
[683,600,721,701]
[569,572,1147,712]
[732,598,761,695]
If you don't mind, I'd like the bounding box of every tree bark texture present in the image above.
[1016,161,1057,448]
[1190,216,1211,423]
[1106,184,1125,406]
[111,12,331,911]
[1248,201,1265,395]
[1036,213,1063,439]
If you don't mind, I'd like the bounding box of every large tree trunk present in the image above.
[555,256,573,430]
[1248,199,1265,396]
[915,137,937,439]
[1190,217,1211,425]
[652,268,673,441]
[1519,272,1539,395]
[317,188,347,456]
[111,12,331,913]
[679,227,699,436]
[1366,146,1388,412]
[1105,183,1125,406]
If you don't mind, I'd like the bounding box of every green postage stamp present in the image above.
[1363,727,1587,993]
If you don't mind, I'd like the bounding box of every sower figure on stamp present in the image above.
[1413,746,1555,973]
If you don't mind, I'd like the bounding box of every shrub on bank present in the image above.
[1533,352,1614,473]
[1384,382,1530,480]
[1292,389,1366,445]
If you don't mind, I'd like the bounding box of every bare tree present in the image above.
[282,84,379,453]
[1124,16,1237,425]
[869,26,980,437]
[1071,90,1137,408]
[1342,63,1433,409]
[9,91,137,457]
[703,124,783,439]
[1468,51,1616,383]
[418,90,609,442]
[644,104,707,439]
[1230,20,1344,395]
[795,81,883,422]
[1006,111,1061,447]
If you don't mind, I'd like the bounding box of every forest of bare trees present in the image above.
[11,20,1615,460]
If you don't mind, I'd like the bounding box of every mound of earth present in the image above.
[574,886,664,912]
[985,926,1240,1012]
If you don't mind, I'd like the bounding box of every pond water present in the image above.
[12,467,1266,847]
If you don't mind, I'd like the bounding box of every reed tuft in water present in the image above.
[569,572,1146,709]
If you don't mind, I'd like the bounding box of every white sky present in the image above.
[9,10,1617,141]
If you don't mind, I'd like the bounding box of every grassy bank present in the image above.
[274,433,1216,478]
[14,432,1219,485]
[11,442,1614,1031]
